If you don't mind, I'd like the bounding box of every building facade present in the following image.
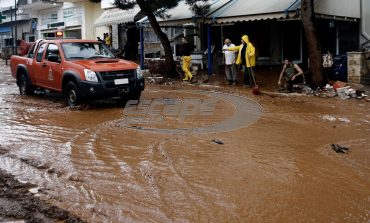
[25,0,102,40]
[0,0,104,55]
[137,0,368,70]
[0,0,33,55]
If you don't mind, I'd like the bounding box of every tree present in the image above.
[115,0,210,78]
[301,0,325,87]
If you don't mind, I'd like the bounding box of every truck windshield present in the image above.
[61,42,116,60]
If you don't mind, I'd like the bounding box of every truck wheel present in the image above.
[18,73,34,95]
[65,81,80,107]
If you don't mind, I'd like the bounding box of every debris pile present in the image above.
[301,81,369,100]
[144,58,166,83]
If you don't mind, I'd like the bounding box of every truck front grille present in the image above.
[99,70,135,81]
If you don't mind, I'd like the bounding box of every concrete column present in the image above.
[207,24,212,75]
[83,1,103,40]
[112,24,119,49]
[140,27,144,69]
[347,51,370,85]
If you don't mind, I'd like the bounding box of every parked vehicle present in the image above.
[10,39,145,107]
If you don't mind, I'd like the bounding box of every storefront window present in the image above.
[64,30,82,39]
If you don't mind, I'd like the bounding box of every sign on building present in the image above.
[101,0,116,9]
[0,12,7,24]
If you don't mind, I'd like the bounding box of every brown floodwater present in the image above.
[0,61,369,222]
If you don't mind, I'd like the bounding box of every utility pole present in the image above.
[14,0,17,55]
[10,6,14,55]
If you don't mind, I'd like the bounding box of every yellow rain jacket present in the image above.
[228,35,256,67]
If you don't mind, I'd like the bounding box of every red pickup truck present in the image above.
[10,39,144,107]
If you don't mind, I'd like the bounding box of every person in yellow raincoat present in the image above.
[179,37,195,81]
[225,35,256,87]
[105,33,111,47]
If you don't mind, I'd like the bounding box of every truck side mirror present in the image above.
[47,54,60,63]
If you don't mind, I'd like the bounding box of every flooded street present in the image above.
[0,61,369,222]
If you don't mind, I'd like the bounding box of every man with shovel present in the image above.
[224,35,256,88]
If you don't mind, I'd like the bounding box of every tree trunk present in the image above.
[136,0,177,78]
[301,0,325,87]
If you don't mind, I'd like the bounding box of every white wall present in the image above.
[95,26,109,40]
[316,0,360,18]
[101,0,115,9]
[0,0,18,10]
[360,0,370,43]
[36,6,60,38]
[33,1,103,40]
[82,1,104,39]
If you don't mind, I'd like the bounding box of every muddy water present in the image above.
[1,62,369,222]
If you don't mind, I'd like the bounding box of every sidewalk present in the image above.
[3,58,369,95]
[0,58,11,66]
[195,65,370,95]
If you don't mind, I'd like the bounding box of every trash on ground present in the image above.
[212,139,224,145]
[331,144,349,154]
[148,76,164,83]
[29,187,39,194]
[320,115,337,122]
[338,117,350,123]
[320,115,351,123]
[332,81,346,89]
[300,80,370,100]
[322,84,337,97]
[302,86,313,94]
[336,86,351,99]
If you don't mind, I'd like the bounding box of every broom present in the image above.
[247,56,260,95]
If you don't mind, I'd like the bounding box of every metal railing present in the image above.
[18,0,57,5]
[18,0,27,5]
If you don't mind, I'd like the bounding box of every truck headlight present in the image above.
[84,69,98,82]
[136,66,143,79]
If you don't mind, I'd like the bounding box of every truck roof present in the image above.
[28,39,103,58]
[41,39,100,44]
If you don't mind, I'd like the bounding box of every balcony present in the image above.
[55,0,82,2]
[19,0,62,12]
[65,16,82,27]
[38,21,68,31]
[1,14,31,23]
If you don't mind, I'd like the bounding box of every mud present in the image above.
[0,171,84,223]
[1,60,370,222]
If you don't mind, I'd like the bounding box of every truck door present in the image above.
[25,43,37,84]
[33,42,48,88]
[43,43,63,91]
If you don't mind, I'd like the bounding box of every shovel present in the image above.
[247,56,260,95]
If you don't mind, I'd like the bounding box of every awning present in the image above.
[207,0,301,23]
[137,0,231,27]
[0,26,11,33]
[94,6,140,27]
[207,0,360,24]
